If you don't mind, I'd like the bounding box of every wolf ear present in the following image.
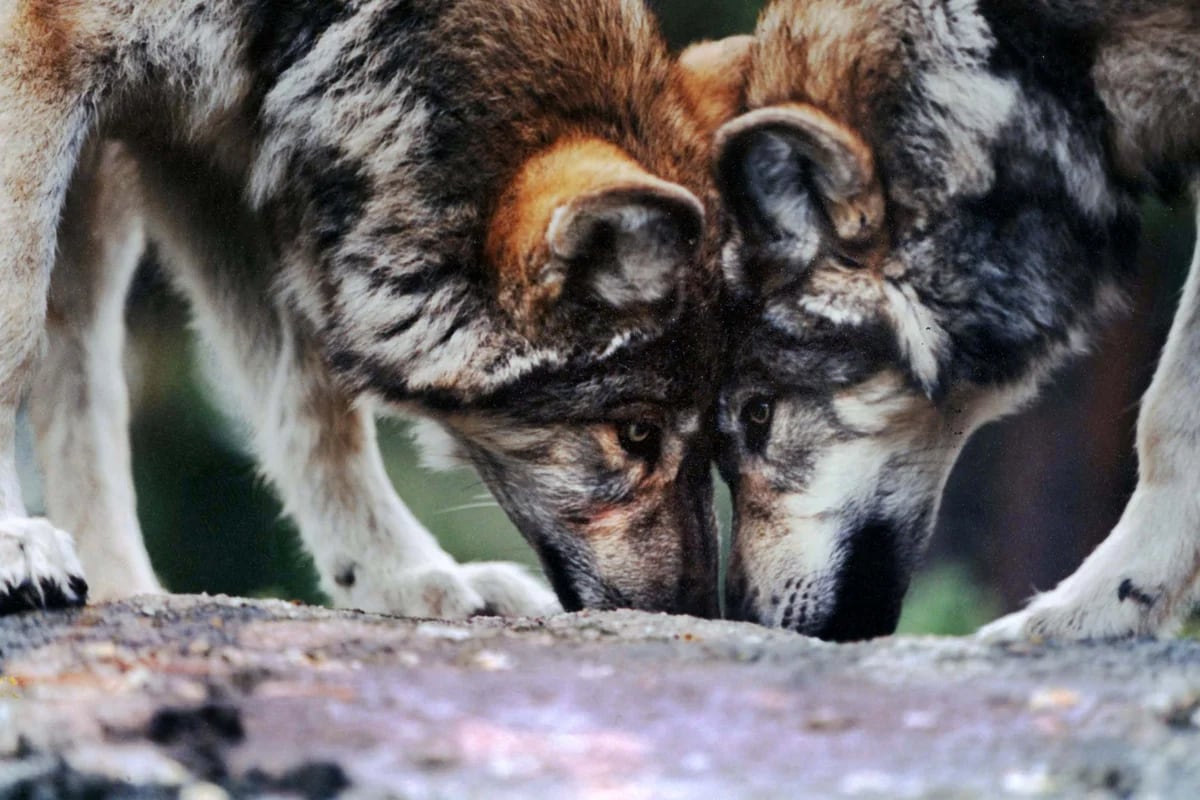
[488,138,703,331]
[546,183,703,309]
[716,104,885,251]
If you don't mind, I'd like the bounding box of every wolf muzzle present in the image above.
[727,517,910,641]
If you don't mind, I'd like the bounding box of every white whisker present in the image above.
[434,500,501,515]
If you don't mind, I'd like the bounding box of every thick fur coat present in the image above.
[0,0,728,618]
[715,0,1200,640]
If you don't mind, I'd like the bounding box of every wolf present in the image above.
[0,0,729,619]
[712,0,1200,640]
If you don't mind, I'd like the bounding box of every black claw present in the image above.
[472,603,501,618]
[0,580,41,615]
[68,575,90,605]
[1118,578,1156,608]
[0,575,89,616]
[38,577,70,608]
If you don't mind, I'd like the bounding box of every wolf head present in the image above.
[713,0,1142,638]
[276,0,745,616]
[420,135,720,615]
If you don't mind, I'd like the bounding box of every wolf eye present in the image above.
[617,421,662,464]
[741,396,774,453]
[745,399,772,426]
[743,397,773,427]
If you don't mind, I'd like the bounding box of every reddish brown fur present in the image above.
[465,1,746,329]
[10,0,76,81]
[486,138,670,330]
[676,36,755,135]
[747,0,906,136]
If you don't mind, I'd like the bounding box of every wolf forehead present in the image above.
[233,0,722,410]
[459,319,724,424]
[746,0,1086,173]
[723,0,1143,394]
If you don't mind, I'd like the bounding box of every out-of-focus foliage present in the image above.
[897,563,1002,637]
[649,0,764,48]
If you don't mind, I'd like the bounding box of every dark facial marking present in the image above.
[815,519,909,642]
[531,539,585,613]
[976,0,1103,123]
[617,421,664,470]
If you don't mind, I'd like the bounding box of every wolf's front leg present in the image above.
[29,142,160,600]
[169,250,557,617]
[981,187,1200,642]
[248,341,559,618]
[0,48,93,612]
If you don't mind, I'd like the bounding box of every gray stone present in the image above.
[1,595,1198,798]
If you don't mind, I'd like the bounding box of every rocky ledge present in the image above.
[2,595,1199,798]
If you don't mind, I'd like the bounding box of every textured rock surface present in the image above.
[1,595,1199,798]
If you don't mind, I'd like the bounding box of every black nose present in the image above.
[532,538,586,613]
[723,565,760,623]
[676,575,720,619]
[814,519,910,642]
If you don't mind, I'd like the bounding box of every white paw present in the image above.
[975,609,1032,643]
[335,561,560,620]
[0,518,88,614]
[976,582,1158,644]
[459,561,562,617]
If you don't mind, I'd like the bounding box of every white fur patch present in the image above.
[832,372,917,435]
[0,517,86,604]
[783,437,894,521]
[408,417,467,472]
[882,281,949,395]
[919,70,1018,198]
[775,495,843,576]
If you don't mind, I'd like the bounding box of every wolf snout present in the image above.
[726,516,914,641]
[814,519,911,641]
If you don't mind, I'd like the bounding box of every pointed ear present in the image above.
[546,182,703,309]
[676,35,755,132]
[716,104,886,249]
[488,138,703,331]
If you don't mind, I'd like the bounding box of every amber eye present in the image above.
[617,421,663,465]
[740,396,774,454]
[743,397,773,427]
[746,399,772,426]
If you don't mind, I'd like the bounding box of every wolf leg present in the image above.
[199,317,557,619]
[141,161,557,619]
[28,141,160,600]
[981,183,1200,642]
[0,46,95,612]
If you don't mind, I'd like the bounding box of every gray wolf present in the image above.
[713,0,1199,640]
[0,0,727,618]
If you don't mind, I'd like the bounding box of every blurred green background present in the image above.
[19,1,1198,636]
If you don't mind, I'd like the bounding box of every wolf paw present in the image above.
[976,584,1158,644]
[339,561,560,620]
[458,561,561,617]
[0,518,88,615]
